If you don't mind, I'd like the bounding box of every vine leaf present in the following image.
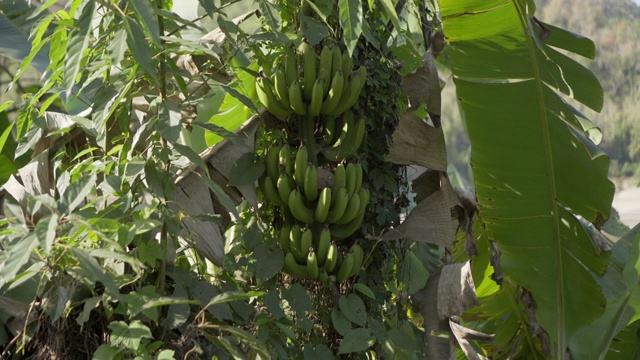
[337,328,375,354]
[338,0,363,56]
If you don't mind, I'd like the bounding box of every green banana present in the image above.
[341,50,353,80]
[329,188,369,240]
[288,189,316,224]
[266,144,281,182]
[331,65,367,115]
[321,115,338,147]
[320,71,344,115]
[279,224,292,251]
[336,252,355,282]
[321,111,356,162]
[350,117,366,153]
[308,78,324,117]
[307,248,319,279]
[331,164,347,205]
[317,46,333,97]
[319,268,329,285]
[301,227,314,256]
[325,242,339,273]
[288,80,307,116]
[256,77,292,119]
[299,42,317,101]
[316,227,331,266]
[303,164,319,202]
[294,145,308,190]
[330,46,342,79]
[289,224,305,263]
[284,48,298,86]
[314,187,332,223]
[285,252,309,278]
[259,175,286,207]
[349,244,364,277]
[354,163,363,193]
[335,191,360,225]
[279,144,293,175]
[345,163,357,198]
[276,173,294,205]
[273,65,291,109]
[326,187,349,224]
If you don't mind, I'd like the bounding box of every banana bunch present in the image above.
[282,223,365,283]
[320,110,366,163]
[255,42,367,119]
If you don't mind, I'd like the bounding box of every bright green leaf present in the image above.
[339,0,363,56]
[60,174,96,214]
[130,0,160,45]
[64,0,95,96]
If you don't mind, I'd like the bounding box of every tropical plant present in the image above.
[0,0,638,359]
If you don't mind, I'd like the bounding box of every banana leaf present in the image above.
[438,0,615,357]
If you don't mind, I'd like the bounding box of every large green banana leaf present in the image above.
[438,0,615,357]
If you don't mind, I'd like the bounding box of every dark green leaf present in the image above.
[192,122,247,148]
[130,0,160,45]
[0,13,50,73]
[107,28,128,65]
[258,1,281,31]
[200,176,240,220]
[157,102,182,144]
[354,283,375,299]
[339,294,367,326]
[92,344,123,360]
[124,18,157,78]
[221,84,259,114]
[228,152,265,186]
[252,243,284,283]
[203,290,265,310]
[300,15,330,47]
[71,247,122,300]
[331,309,353,336]
[378,0,400,31]
[337,328,375,354]
[34,213,59,255]
[0,234,39,289]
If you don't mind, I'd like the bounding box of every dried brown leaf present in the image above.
[437,261,479,320]
[450,320,494,360]
[400,50,442,118]
[386,113,447,171]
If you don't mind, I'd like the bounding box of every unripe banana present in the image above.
[307,248,319,279]
[320,71,344,115]
[273,65,291,109]
[299,42,317,101]
[321,115,339,147]
[329,208,365,240]
[330,46,342,79]
[354,163,363,193]
[318,46,333,97]
[314,187,332,223]
[326,187,350,224]
[321,111,357,162]
[279,144,293,175]
[266,144,281,182]
[288,189,316,224]
[316,227,331,266]
[336,252,355,282]
[303,164,319,202]
[256,77,292,119]
[351,117,366,153]
[288,80,307,115]
[308,78,324,117]
[284,48,298,86]
[300,227,313,256]
[349,244,364,277]
[285,252,309,278]
[279,224,292,251]
[319,268,329,285]
[276,173,294,205]
[345,163,358,198]
[294,145,309,190]
[325,242,339,272]
[331,65,367,115]
[289,224,305,263]
[259,175,287,207]
[335,191,360,225]
[341,50,353,79]
[331,164,347,206]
